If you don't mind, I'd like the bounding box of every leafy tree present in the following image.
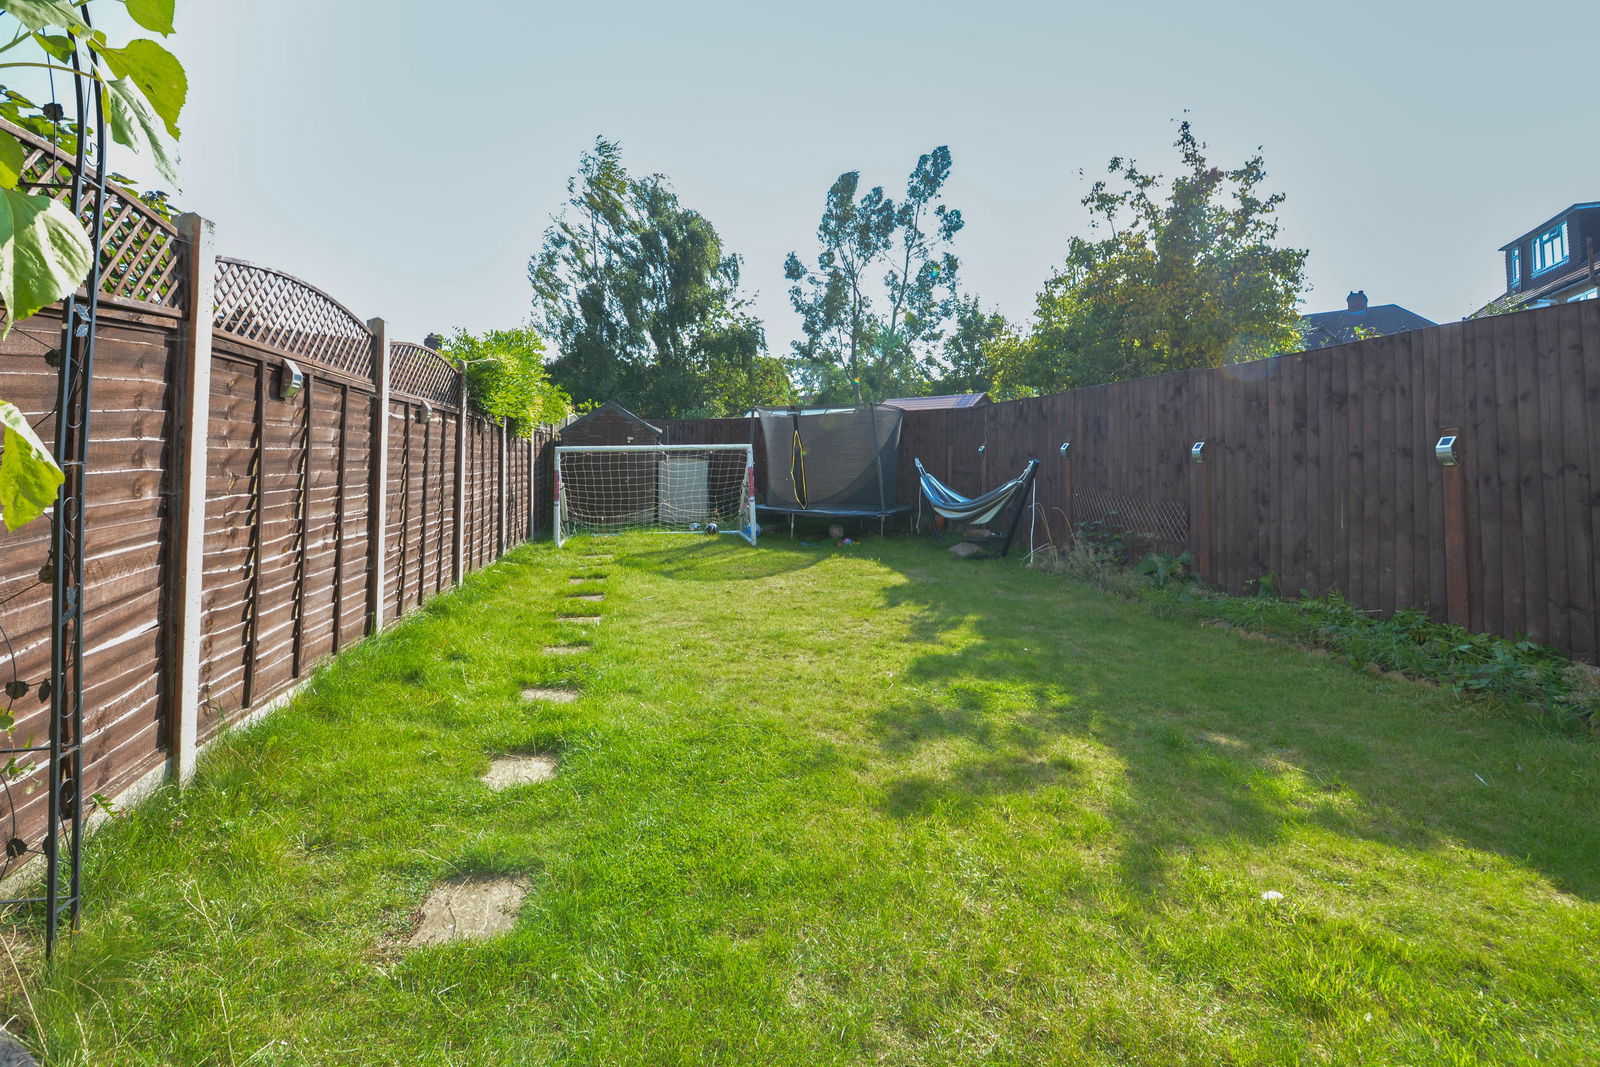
[784,147,963,404]
[932,294,1009,394]
[997,123,1306,394]
[530,139,789,418]
[436,326,570,437]
[0,0,186,530]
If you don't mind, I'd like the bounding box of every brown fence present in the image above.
[896,300,1600,663]
[1,191,551,882]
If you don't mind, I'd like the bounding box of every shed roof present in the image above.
[879,392,992,411]
[560,400,663,436]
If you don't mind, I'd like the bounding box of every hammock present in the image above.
[914,457,1039,556]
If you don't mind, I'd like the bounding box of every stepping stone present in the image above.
[407,875,530,946]
[569,593,604,602]
[558,615,602,624]
[544,644,588,655]
[481,754,558,790]
[0,1035,39,1067]
[521,686,578,703]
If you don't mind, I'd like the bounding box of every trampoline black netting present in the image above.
[756,406,903,515]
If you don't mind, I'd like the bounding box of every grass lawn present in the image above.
[5,535,1599,1065]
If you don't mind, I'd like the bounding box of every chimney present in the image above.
[424,332,445,351]
[1346,291,1368,312]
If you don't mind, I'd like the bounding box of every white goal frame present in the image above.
[553,444,758,548]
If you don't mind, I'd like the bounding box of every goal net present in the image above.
[554,444,758,547]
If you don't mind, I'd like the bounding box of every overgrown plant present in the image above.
[1163,585,1598,728]
[1134,550,1193,588]
[1072,512,1147,566]
[0,0,186,530]
[437,326,571,437]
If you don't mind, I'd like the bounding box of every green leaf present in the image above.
[103,76,177,185]
[31,31,73,60]
[124,0,175,36]
[0,399,63,531]
[0,132,24,190]
[92,37,185,140]
[0,0,89,34]
[0,185,93,331]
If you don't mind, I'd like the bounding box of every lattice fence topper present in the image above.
[391,342,461,408]
[213,258,373,379]
[1072,488,1189,549]
[12,123,183,309]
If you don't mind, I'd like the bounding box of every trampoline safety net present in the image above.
[756,406,903,514]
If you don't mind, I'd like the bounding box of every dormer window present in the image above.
[1509,248,1522,289]
[1532,221,1569,275]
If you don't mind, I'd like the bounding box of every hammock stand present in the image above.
[914,457,1040,558]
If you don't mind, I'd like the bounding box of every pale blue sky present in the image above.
[118,0,1600,353]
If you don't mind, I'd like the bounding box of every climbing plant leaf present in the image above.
[92,37,184,139]
[0,400,63,530]
[0,132,25,190]
[0,184,94,331]
[124,0,175,36]
[0,0,88,34]
[103,75,176,184]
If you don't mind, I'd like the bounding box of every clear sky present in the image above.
[121,0,1600,354]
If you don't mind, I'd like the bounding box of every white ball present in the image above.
[705,522,719,535]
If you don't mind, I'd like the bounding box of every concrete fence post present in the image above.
[453,377,467,583]
[170,212,215,785]
[497,417,508,556]
[368,318,390,632]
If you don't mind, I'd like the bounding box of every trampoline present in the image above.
[755,405,910,537]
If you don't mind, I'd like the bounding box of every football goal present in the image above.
[553,444,758,547]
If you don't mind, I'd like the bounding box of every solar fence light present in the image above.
[419,401,434,424]
[1059,441,1070,457]
[1191,441,1206,464]
[277,357,304,401]
[1435,435,1459,467]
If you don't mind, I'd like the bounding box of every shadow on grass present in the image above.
[607,536,836,582]
[868,546,1600,902]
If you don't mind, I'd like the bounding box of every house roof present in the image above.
[1498,202,1600,251]
[562,400,662,435]
[879,392,991,411]
[1490,258,1600,309]
[1299,304,1437,349]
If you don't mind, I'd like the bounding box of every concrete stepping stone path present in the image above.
[558,615,602,624]
[521,686,578,703]
[569,593,604,602]
[407,875,531,946]
[481,754,558,790]
[543,644,589,655]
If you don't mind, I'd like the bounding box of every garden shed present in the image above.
[555,401,664,447]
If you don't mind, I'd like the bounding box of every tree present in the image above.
[436,326,570,436]
[784,147,964,404]
[999,123,1307,394]
[529,139,789,418]
[932,294,1009,395]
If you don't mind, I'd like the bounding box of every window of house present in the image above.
[1509,248,1521,288]
[1569,287,1598,302]
[1532,221,1569,275]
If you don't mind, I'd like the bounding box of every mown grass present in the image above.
[4,535,1598,1065]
